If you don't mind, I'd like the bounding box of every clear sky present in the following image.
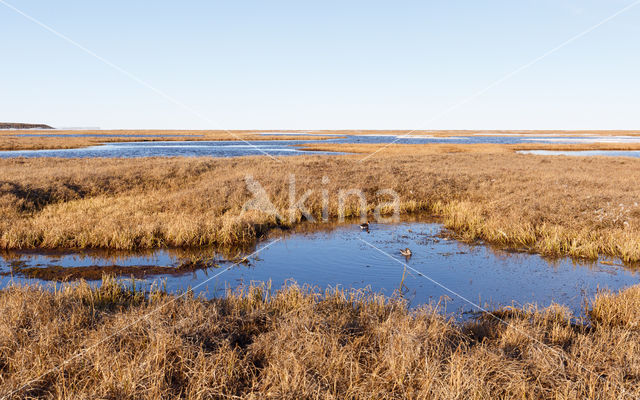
[1,0,639,130]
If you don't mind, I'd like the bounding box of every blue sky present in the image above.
[1,0,639,130]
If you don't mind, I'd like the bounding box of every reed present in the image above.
[2,147,640,262]
[0,278,638,399]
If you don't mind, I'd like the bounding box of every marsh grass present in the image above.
[298,140,640,155]
[2,147,640,262]
[0,278,638,399]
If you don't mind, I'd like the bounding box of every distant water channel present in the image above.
[2,133,640,158]
[518,150,640,158]
[0,140,341,158]
[1,222,637,317]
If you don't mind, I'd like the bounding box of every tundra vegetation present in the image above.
[2,143,640,262]
[0,278,638,399]
[2,131,640,399]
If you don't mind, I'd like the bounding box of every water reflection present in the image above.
[1,222,638,317]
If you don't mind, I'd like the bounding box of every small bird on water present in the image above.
[400,248,412,257]
[359,221,370,230]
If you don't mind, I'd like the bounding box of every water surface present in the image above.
[2,222,637,317]
[0,140,341,158]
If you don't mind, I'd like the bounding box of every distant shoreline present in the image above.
[0,122,53,130]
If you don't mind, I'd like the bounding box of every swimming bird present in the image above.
[359,221,370,230]
[400,248,412,257]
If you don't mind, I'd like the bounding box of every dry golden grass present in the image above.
[2,147,640,262]
[0,278,638,399]
[2,133,640,399]
[298,142,514,154]
[300,129,640,137]
[299,141,640,154]
[511,142,640,152]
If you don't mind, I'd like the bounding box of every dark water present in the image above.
[1,133,640,158]
[518,150,640,158]
[1,222,637,317]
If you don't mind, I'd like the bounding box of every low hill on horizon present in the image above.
[0,122,53,130]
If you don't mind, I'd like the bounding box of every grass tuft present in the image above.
[0,278,639,399]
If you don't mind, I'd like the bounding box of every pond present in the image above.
[1,222,637,317]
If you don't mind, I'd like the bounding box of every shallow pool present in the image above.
[2,222,637,317]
